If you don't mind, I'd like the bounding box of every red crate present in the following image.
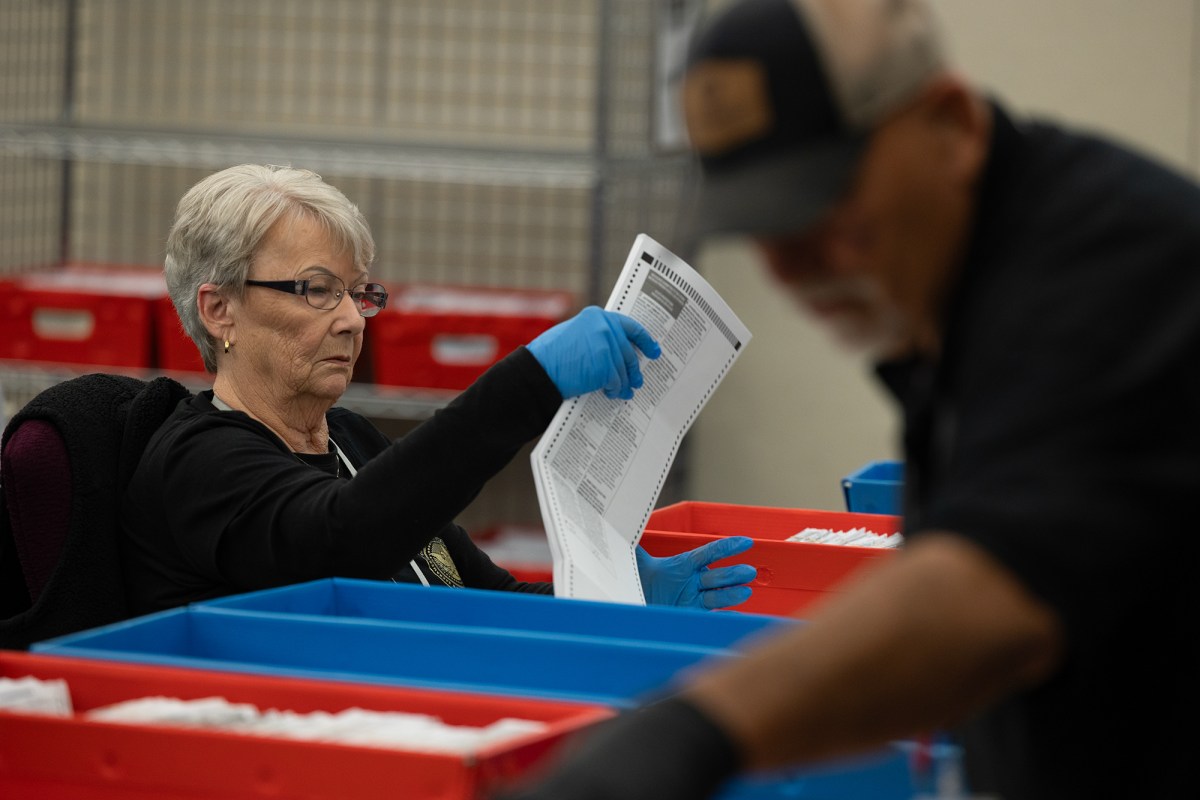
[154,294,208,374]
[0,265,165,369]
[477,524,555,584]
[0,651,612,800]
[641,501,902,617]
[371,284,574,390]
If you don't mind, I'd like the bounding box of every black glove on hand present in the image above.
[493,696,741,800]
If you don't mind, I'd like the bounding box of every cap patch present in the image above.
[683,60,774,157]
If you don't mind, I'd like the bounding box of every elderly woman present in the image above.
[120,164,754,615]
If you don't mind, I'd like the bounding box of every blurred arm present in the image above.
[684,531,1064,769]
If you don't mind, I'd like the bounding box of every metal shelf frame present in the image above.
[0,123,615,190]
[0,361,455,425]
[0,0,705,516]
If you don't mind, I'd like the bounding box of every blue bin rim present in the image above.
[840,459,904,487]
[199,576,784,623]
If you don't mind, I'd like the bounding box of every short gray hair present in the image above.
[165,164,376,372]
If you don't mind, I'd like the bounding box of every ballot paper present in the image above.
[0,675,73,716]
[532,234,751,604]
[787,528,904,548]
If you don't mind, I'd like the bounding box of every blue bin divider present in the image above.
[35,606,741,708]
[198,578,788,652]
[841,460,905,515]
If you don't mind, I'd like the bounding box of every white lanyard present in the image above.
[212,393,430,587]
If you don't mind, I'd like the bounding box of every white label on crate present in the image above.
[431,334,499,366]
[22,266,167,298]
[32,309,95,341]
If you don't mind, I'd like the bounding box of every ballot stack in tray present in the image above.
[16,502,923,799]
[0,650,611,800]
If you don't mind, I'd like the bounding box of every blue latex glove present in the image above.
[637,536,756,610]
[527,306,661,400]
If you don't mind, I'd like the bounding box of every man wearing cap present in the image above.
[495,0,1199,798]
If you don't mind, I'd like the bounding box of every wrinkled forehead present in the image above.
[262,206,372,272]
[245,218,364,287]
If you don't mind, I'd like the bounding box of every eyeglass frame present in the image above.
[244,276,389,317]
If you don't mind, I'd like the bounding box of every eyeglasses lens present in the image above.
[303,275,342,310]
[351,283,388,317]
[300,276,387,316]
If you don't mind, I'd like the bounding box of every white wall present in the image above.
[687,0,1200,511]
[933,0,1198,176]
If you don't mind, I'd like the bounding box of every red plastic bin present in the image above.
[0,651,612,800]
[0,264,166,369]
[153,294,208,374]
[641,501,902,617]
[371,284,574,390]
[0,263,206,374]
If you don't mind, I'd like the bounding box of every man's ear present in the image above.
[197,283,234,343]
[919,74,991,185]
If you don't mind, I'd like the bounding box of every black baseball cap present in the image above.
[682,0,946,237]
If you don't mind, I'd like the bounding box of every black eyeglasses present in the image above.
[245,275,388,317]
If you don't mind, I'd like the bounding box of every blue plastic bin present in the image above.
[725,750,916,800]
[34,606,732,707]
[841,460,905,515]
[33,603,918,799]
[201,582,918,798]
[199,578,785,651]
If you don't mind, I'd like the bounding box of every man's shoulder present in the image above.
[972,108,1200,296]
[1018,113,1200,226]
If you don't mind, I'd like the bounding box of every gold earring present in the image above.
[224,339,231,354]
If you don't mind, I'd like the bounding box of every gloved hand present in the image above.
[637,536,756,610]
[491,696,740,800]
[526,306,661,400]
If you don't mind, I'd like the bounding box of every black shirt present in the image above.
[889,105,1200,798]
[121,348,559,614]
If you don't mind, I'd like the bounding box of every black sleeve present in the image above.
[154,347,562,590]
